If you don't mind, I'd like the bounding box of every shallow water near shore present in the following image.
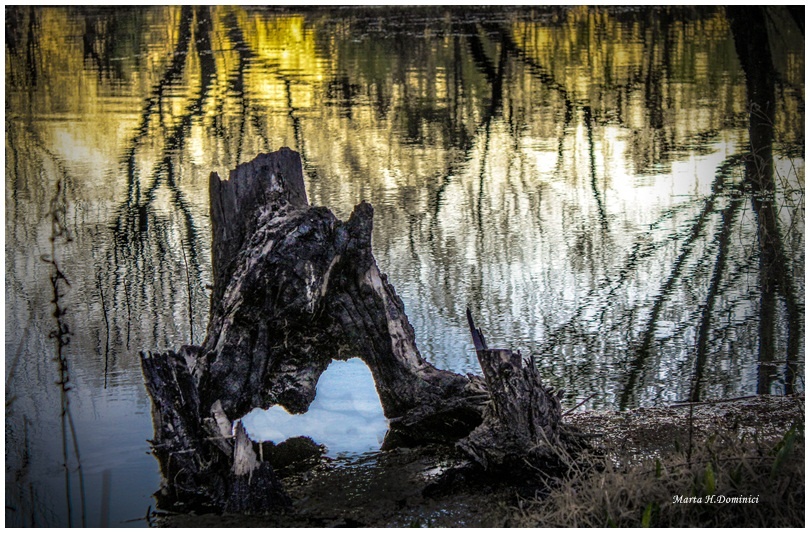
[5,6,804,526]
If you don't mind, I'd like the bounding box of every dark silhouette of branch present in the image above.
[618,155,741,409]
[728,6,803,394]
[583,106,609,230]
[691,195,744,402]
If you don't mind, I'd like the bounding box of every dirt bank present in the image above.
[156,394,804,527]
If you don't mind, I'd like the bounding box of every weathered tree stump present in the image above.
[141,345,290,512]
[201,149,486,435]
[458,310,566,472]
[141,149,566,513]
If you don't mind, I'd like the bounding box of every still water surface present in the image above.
[5,6,804,526]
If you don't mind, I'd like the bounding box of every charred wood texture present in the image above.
[141,346,290,512]
[458,310,566,472]
[142,149,491,512]
[200,149,485,433]
[142,149,566,512]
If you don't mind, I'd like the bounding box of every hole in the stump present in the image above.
[240,358,389,457]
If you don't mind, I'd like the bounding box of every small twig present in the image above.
[48,177,86,527]
[181,244,194,344]
[96,270,110,389]
[66,408,87,527]
[124,279,132,350]
[564,393,597,416]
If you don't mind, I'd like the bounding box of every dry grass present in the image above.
[510,396,805,527]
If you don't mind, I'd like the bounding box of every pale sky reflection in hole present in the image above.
[241,358,389,457]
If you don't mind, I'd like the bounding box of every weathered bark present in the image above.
[200,149,486,433]
[458,310,565,471]
[141,149,563,513]
[141,346,290,512]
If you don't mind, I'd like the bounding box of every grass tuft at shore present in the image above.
[510,396,804,528]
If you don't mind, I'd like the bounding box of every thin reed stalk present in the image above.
[97,270,111,388]
[46,177,87,527]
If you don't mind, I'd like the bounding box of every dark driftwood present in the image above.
[141,149,564,513]
[459,310,565,471]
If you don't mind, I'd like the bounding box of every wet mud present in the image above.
[157,394,803,527]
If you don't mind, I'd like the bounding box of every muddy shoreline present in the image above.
[156,394,803,527]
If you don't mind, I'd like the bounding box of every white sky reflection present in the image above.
[241,358,389,457]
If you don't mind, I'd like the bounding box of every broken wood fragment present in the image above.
[458,310,565,472]
[466,307,488,352]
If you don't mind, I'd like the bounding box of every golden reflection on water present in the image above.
[5,6,805,525]
[7,4,804,384]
